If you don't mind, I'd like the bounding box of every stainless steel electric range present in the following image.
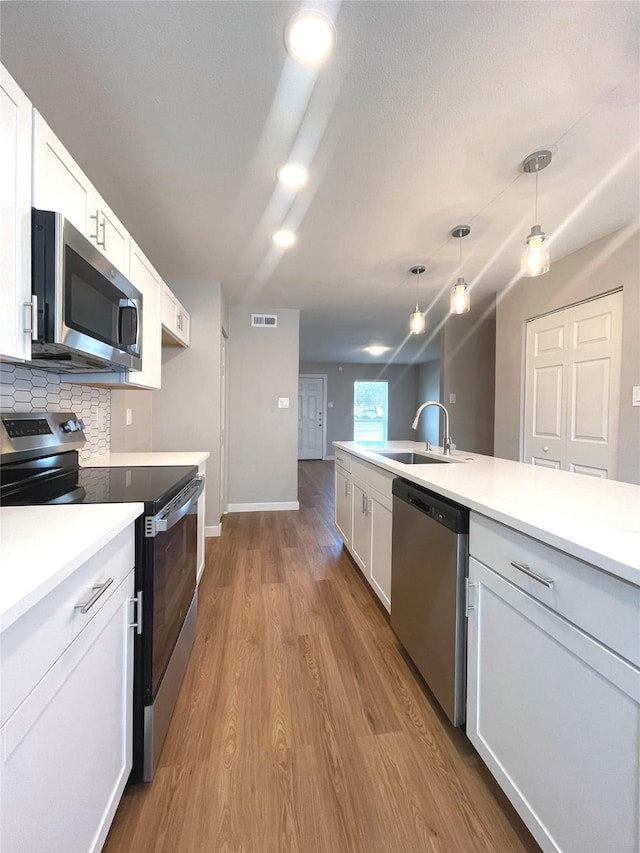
[0,411,204,783]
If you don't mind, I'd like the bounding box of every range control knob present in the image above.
[61,418,85,433]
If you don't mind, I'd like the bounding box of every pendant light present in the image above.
[521,149,552,277]
[450,225,471,314]
[409,265,426,334]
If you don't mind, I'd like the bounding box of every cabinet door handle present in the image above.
[23,297,38,340]
[510,561,554,588]
[362,492,367,514]
[366,498,373,515]
[177,312,183,331]
[345,480,351,497]
[89,210,100,242]
[129,590,143,634]
[100,213,107,250]
[75,578,114,614]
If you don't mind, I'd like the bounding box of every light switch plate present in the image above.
[449,393,456,404]
[633,386,640,407]
[125,407,133,425]
[328,401,334,408]
[278,397,290,409]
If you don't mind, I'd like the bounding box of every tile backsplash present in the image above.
[0,363,110,460]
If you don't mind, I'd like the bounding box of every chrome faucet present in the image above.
[411,401,455,456]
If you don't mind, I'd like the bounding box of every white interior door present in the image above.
[298,375,324,460]
[524,291,622,479]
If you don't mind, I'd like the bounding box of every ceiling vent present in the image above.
[251,314,278,328]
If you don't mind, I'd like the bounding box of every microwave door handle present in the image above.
[118,300,138,350]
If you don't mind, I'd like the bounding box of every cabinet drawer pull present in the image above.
[510,561,554,588]
[75,578,114,614]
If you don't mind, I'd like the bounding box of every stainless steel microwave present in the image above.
[31,209,143,372]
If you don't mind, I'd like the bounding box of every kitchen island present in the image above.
[333,440,640,853]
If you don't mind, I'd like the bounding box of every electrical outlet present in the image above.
[125,407,133,426]
[449,393,456,404]
[633,386,640,407]
[328,401,334,408]
[278,397,290,409]
[96,407,106,430]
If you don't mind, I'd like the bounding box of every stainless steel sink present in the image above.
[375,451,450,465]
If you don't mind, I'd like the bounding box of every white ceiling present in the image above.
[2,1,639,364]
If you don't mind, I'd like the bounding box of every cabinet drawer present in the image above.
[1,525,135,726]
[334,450,352,472]
[351,457,394,501]
[470,513,640,667]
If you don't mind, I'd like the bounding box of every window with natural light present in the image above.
[353,381,388,443]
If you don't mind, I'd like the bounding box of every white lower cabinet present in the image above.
[369,494,392,607]
[334,464,353,548]
[467,542,640,852]
[333,452,393,612]
[0,531,136,853]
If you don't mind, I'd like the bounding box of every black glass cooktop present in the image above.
[1,459,197,515]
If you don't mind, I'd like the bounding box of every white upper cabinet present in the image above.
[162,284,190,347]
[127,240,162,389]
[0,65,33,362]
[87,189,130,277]
[32,110,130,276]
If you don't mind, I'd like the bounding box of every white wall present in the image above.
[494,225,640,484]
[151,280,226,528]
[110,389,152,452]
[228,306,299,509]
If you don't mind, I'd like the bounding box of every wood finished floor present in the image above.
[105,461,538,853]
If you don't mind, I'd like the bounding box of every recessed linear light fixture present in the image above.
[272,229,296,248]
[409,265,426,335]
[285,10,336,67]
[365,345,390,357]
[450,225,471,315]
[277,163,308,190]
[521,149,552,277]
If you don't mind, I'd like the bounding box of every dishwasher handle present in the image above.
[408,495,432,516]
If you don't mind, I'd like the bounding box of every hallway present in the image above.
[105,461,535,853]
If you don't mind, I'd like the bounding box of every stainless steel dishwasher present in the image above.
[390,478,469,726]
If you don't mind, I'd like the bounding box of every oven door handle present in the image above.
[147,477,205,536]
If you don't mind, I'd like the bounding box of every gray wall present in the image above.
[494,225,640,484]
[151,280,226,527]
[298,362,419,453]
[440,304,496,455]
[229,306,299,506]
[110,389,152,452]
[416,360,441,446]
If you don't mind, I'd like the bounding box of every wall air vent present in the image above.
[251,314,278,328]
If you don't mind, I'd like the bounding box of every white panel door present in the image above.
[524,292,622,479]
[298,376,324,459]
[566,294,622,478]
[524,316,567,469]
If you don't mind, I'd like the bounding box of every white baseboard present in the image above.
[205,524,221,537]
[227,501,300,513]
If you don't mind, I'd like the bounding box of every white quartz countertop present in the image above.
[0,503,144,631]
[334,441,640,586]
[82,451,210,467]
